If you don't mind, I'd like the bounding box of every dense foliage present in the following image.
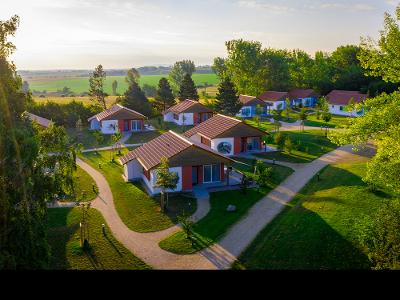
[214,76,241,115]
[29,100,102,128]
[178,73,199,101]
[0,15,77,269]
[214,39,398,96]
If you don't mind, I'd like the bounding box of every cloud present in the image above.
[386,0,399,6]
[320,2,375,11]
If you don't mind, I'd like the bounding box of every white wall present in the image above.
[266,101,285,111]
[190,133,202,144]
[89,119,101,130]
[163,112,174,122]
[211,137,235,156]
[142,167,183,195]
[329,105,362,116]
[101,120,118,134]
[236,106,252,118]
[124,159,143,181]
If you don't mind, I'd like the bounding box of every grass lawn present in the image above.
[125,130,162,145]
[47,207,150,270]
[73,166,98,202]
[233,161,394,270]
[304,114,352,128]
[29,74,219,95]
[79,148,197,232]
[255,130,338,163]
[67,128,114,150]
[243,119,275,133]
[159,161,294,254]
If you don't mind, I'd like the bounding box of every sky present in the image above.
[1,0,399,70]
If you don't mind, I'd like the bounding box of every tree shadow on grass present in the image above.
[104,233,123,257]
[235,205,372,270]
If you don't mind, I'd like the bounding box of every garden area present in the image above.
[255,130,338,163]
[47,207,150,270]
[79,148,197,232]
[233,160,394,270]
[158,160,294,254]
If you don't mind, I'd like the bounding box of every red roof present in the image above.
[239,95,266,106]
[164,99,213,114]
[120,130,232,170]
[289,89,317,99]
[183,114,266,139]
[326,90,368,105]
[24,112,52,128]
[258,91,289,102]
[88,104,146,122]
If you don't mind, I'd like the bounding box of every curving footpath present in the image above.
[76,143,365,270]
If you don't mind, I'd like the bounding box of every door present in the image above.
[241,137,247,153]
[131,120,141,131]
[192,166,198,185]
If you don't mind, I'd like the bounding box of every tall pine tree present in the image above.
[178,73,199,102]
[215,77,241,116]
[120,77,152,116]
[155,77,175,111]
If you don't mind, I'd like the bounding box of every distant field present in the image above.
[33,96,118,107]
[27,73,219,95]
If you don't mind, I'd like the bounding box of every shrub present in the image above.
[256,166,273,188]
[284,137,294,154]
[274,132,285,150]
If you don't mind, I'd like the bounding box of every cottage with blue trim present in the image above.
[289,89,318,108]
[236,95,270,118]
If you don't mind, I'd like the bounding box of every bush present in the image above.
[256,166,273,188]
[284,137,294,154]
[274,132,285,150]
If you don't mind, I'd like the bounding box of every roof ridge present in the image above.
[168,130,193,146]
[216,114,242,123]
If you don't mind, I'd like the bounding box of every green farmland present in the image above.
[27,73,219,95]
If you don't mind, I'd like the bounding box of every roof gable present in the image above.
[258,91,289,102]
[289,89,318,99]
[164,99,213,114]
[89,104,146,122]
[239,95,266,106]
[184,114,267,139]
[326,90,368,105]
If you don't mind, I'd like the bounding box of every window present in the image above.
[241,107,251,116]
[203,164,221,183]
[131,120,141,131]
[173,113,179,120]
[339,106,344,111]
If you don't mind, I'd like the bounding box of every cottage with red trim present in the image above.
[183,114,268,156]
[288,89,318,108]
[163,99,214,126]
[236,95,270,118]
[258,91,289,111]
[326,90,367,116]
[88,104,146,134]
[120,130,233,195]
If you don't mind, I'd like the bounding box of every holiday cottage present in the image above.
[236,95,270,118]
[183,114,268,156]
[120,130,233,195]
[163,99,214,126]
[288,89,318,108]
[258,91,289,111]
[88,104,146,134]
[326,90,367,116]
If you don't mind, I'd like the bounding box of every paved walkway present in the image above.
[76,143,362,269]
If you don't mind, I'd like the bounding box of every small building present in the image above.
[163,99,214,126]
[289,89,318,108]
[258,91,289,111]
[326,90,368,116]
[236,95,270,118]
[120,130,233,195]
[183,114,268,156]
[24,112,53,128]
[88,104,146,134]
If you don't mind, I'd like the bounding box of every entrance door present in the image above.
[192,166,198,185]
[241,137,247,153]
[124,120,129,132]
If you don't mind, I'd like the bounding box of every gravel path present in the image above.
[76,143,362,269]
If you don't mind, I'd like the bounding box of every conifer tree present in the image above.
[214,77,241,115]
[119,74,152,116]
[155,77,175,111]
[178,73,199,102]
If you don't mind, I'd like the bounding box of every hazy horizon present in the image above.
[2,0,399,70]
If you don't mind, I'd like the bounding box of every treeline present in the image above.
[29,101,102,127]
[213,41,399,96]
